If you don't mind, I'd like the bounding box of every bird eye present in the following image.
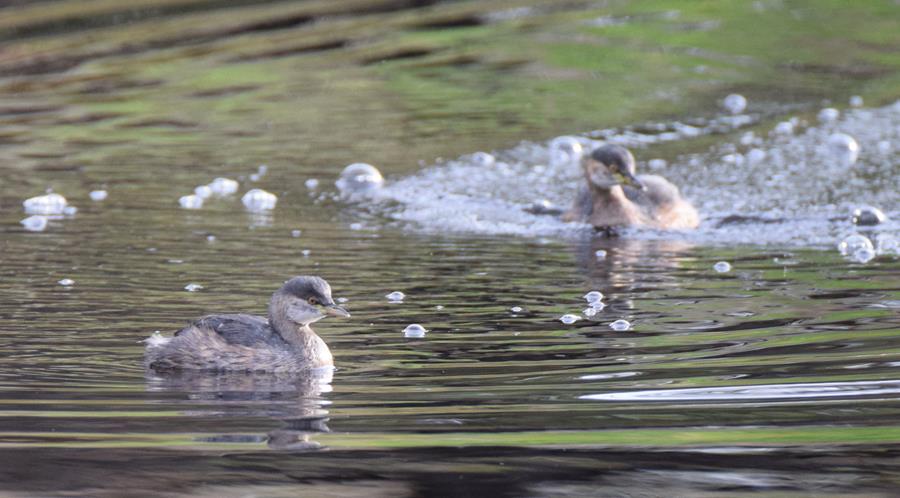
[308,297,319,306]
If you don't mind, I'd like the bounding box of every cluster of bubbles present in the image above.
[19,190,95,232]
[838,232,898,264]
[177,165,277,212]
[334,93,898,248]
[556,289,630,330]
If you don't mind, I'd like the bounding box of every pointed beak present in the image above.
[616,170,646,191]
[323,304,350,318]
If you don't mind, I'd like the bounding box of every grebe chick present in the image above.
[562,144,699,232]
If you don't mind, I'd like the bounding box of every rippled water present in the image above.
[2,0,900,496]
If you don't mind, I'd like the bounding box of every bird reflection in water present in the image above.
[145,368,333,450]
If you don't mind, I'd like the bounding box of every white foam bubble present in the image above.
[559,314,580,324]
[178,194,204,209]
[583,291,604,303]
[818,108,840,123]
[510,306,524,313]
[291,229,302,238]
[20,215,48,232]
[184,283,203,292]
[548,136,584,166]
[403,324,428,338]
[241,188,277,212]
[194,185,213,199]
[746,148,766,165]
[609,319,631,331]
[827,133,860,165]
[208,177,239,196]
[23,193,68,215]
[838,234,875,263]
[595,250,607,260]
[386,291,406,302]
[714,261,732,273]
[722,94,747,115]
[57,278,74,286]
[89,190,108,201]
[305,178,320,189]
[849,95,864,107]
[471,151,495,167]
[773,121,794,135]
[336,163,384,194]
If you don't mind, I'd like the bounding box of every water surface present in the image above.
[1,0,900,496]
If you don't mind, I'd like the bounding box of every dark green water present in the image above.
[1,1,899,496]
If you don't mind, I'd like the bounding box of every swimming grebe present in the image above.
[562,144,699,231]
[145,276,349,373]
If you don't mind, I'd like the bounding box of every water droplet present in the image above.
[849,95,864,107]
[249,173,261,182]
[549,136,584,165]
[817,108,840,123]
[852,206,886,226]
[257,164,268,175]
[828,133,859,165]
[208,177,239,196]
[595,250,607,260]
[386,291,406,302]
[838,234,874,257]
[20,215,48,232]
[305,178,320,189]
[336,297,349,303]
[435,305,445,310]
[23,193,68,215]
[89,190,108,201]
[722,93,747,114]
[713,261,732,273]
[583,307,599,318]
[559,314,580,324]
[609,319,631,331]
[349,223,363,231]
[62,206,77,216]
[291,229,302,237]
[583,291,604,303]
[194,185,213,199]
[57,278,74,286]
[510,306,524,313]
[178,194,204,209]
[301,249,311,257]
[241,188,277,212]
[184,283,203,292]
[206,235,216,242]
[336,163,384,193]
[471,151,495,167]
[403,324,428,338]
